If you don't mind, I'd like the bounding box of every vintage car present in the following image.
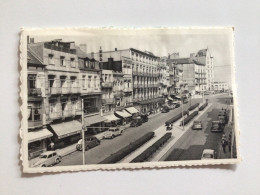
[201,149,216,160]
[33,151,62,167]
[76,136,100,151]
[141,114,148,123]
[166,125,173,131]
[103,127,123,139]
[211,121,224,132]
[130,119,143,127]
[192,120,203,130]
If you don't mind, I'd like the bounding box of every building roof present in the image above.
[130,48,159,58]
[195,49,207,57]
[27,47,44,65]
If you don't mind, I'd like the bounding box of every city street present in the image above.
[163,93,231,161]
[56,93,231,166]
[57,99,202,166]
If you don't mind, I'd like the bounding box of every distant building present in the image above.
[212,82,229,91]
[92,48,164,115]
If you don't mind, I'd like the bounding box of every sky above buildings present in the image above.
[32,28,234,86]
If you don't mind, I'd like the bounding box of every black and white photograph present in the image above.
[21,28,240,173]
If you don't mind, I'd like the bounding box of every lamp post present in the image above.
[81,99,85,165]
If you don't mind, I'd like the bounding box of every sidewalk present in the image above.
[29,123,131,167]
[217,107,234,159]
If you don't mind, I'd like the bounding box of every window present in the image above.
[94,76,97,88]
[48,54,54,65]
[82,75,86,89]
[88,76,91,88]
[28,74,36,89]
[85,61,89,68]
[50,103,56,113]
[70,58,75,67]
[28,103,41,121]
[60,56,65,66]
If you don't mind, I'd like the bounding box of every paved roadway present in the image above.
[57,98,202,166]
[163,93,232,161]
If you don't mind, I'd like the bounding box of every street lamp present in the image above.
[81,99,86,165]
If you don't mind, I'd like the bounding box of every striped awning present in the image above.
[28,129,53,143]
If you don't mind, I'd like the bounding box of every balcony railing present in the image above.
[28,120,43,129]
[102,98,115,104]
[61,87,71,94]
[124,88,132,92]
[50,87,62,95]
[28,88,42,97]
[49,111,62,120]
[101,82,113,88]
[71,87,80,93]
[62,110,72,117]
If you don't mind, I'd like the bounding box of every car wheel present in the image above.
[55,158,60,164]
[41,164,46,167]
[96,140,100,145]
[76,145,82,151]
[85,146,90,151]
[111,135,114,139]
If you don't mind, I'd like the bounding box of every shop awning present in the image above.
[115,110,132,118]
[84,115,107,126]
[104,114,120,123]
[125,107,139,114]
[51,120,82,139]
[28,129,53,143]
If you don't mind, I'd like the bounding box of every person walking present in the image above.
[222,134,227,153]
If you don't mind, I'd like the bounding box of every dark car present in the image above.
[76,136,100,151]
[211,121,224,132]
[166,125,173,131]
[141,114,148,123]
[161,107,170,113]
[130,119,142,127]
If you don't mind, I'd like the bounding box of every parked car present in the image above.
[161,107,170,113]
[130,119,143,127]
[33,151,61,167]
[201,149,216,160]
[192,120,203,130]
[76,136,100,151]
[103,127,123,139]
[141,114,148,123]
[211,121,224,132]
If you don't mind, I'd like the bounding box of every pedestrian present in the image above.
[49,141,54,151]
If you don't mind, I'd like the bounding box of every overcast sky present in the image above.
[32,28,234,85]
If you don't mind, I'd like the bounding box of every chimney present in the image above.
[27,36,30,44]
[79,44,87,53]
[30,38,34,44]
[115,48,117,51]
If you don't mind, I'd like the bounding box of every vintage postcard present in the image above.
[20,27,240,173]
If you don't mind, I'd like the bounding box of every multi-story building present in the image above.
[27,46,53,159]
[158,57,168,98]
[77,47,107,134]
[92,48,164,115]
[212,82,229,92]
[28,39,83,149]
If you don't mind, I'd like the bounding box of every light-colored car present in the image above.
[201,149,216,160]
[33,151,61,167]
[192,120,203,130]
[103,127,123,139]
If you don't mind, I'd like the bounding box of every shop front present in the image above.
[115,110,132,124]
[49,120,82,149]
[125,107,140,119]
[28,128,53,159]
[104,113,120,127]
[84,114,107,135]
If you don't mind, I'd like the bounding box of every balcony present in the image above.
[28,120,43,129]
[62,110,72,117]
[124,88,132,92]
[102,98,115,104]
[72,109,82,116]
[61,87,71,94]
[114,90,124,97]
[133,71,138,75]
[101,82,113,88]
[71,87,80,93]
[28,88,42,97]
[49,111,62,120]
[133,83,139,88]
[50,87,62,95]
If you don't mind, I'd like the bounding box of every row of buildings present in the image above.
[27,37,220,159]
